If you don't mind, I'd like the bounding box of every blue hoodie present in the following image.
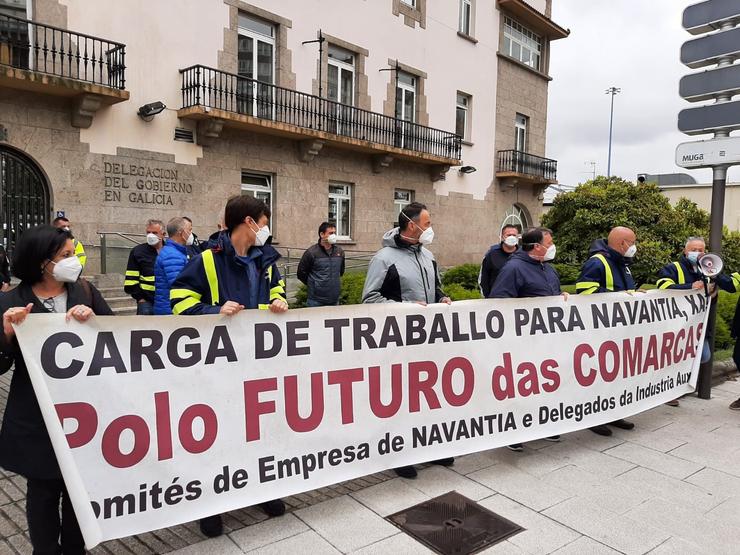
[153,240,189,315]
[488,250,561,298]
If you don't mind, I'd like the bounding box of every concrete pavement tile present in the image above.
[545,465,651,515]
[603,441,703,479]
[625,408,678,432]
[549,429,624,452]
[666,440,740,476]
[684,467,740,497]
[705,496,740,527]
[249,530,341,555]
[350,478,430,516]
[350,533,433,554]
[614,467,725,513]
[452,450,499,475]
[406,465,494,501]
[479,446,570,478]
[537,441,636,478]
[625,498,735,554]
[550,536,622,554]
[647,536,709,555]
[608,426,687,453]
[167,536,243,555]
[229,513,308,552]
[543,497,669,555]
[295,495,397,552]
[478,494,580,554]
[468,463,572,511]
[479,540,528,554]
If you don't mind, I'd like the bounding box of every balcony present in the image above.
[496,150,558,186]
[177,65,462,173]
[0,13,129,127]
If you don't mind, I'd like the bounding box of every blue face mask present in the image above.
[687,251,701,264]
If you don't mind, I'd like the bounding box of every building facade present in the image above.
[0,0,567,273]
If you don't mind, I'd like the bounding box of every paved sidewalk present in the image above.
[3,374,740,554]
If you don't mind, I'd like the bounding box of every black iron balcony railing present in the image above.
[0,13,126,89]
[497,149,557,182]
[180,64,462,160]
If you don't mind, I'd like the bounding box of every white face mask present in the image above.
[327,234,338,244]
[419,226,435,246]
[624,244,637,258]
[543,244,557,261]
[249,220,271,247]
[503,235,519,247]
[146,233,160,246]
[185,232,194,246]
[50,256,82,283]
[62,226,71,232]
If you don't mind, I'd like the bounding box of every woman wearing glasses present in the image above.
[0,225,112,554]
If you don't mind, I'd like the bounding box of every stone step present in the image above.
[112,306,137,316]
[104,296,136,309]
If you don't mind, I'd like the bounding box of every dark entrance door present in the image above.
[0,146,50,258]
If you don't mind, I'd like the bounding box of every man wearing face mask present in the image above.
[52,217,86,268]
[297,222,345,307]
[124,219,165,315]
[479,224,520,297]
[170,195,288,537]
[576,226,638,436]
[152,217,193,315]
[489,227,565,449]
[657,236,740,407]
[362,202,452,478]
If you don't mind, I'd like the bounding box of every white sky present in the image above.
[546,0,739,187]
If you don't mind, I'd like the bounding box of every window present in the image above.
[237,13,275,118]
[328,183,352,239]
[503,17,542,71]
[456,93,470,141]
[459,0,472,35]
[515,113,528,151]
[502,205,529,233]
[395,71,417,149]
[0,0,27,18]
[327,45,355,135]
[394,189,414,226]
[241,172,273,215]
[401,0,416,6]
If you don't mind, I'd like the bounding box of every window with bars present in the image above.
[502,16,542,71]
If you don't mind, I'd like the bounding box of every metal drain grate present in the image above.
[387,491,524,555]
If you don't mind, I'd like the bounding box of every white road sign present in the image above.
[676,136,740,168]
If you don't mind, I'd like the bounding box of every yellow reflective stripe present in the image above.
[202,249,219,305]
[173,297,200,315]
[270,285,285,295]
[577,286,598,295]
[140,283,155,291]
[74,240,86,267]
[170,289,201,301]
[576,281,599,288]
[140,275,155,282]
[673,261,685,284]
[268,266,273,281]
[656,278,675,290]
[124,280,139,286]
[593,254,613,291]
[258,304,270,310]
[125,270,140,277]
[731,272,740,292]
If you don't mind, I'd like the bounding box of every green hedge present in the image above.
[292,271,367,308]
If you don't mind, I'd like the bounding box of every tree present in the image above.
[542,176,711,285]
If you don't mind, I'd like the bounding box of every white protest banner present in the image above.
[13,289,709,547]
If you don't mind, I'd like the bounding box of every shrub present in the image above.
[442,263,480,290]
[551,263,580,285]
[715,316,733,350]
[444,283,482,301]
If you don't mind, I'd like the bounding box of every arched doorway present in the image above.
[501,204,530,233]
[0,146,51,257]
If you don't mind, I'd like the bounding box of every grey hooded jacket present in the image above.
[362,228,446,304]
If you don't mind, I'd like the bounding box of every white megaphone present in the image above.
[698,253,723,278]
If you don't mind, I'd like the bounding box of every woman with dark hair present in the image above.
[0,225,112,554]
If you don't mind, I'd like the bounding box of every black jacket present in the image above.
[0,281,112,479]
[479,243,517,297]
[0,246,9,284]
[488,250,561,298]
[297,242,345,305]
[124,242,159,302]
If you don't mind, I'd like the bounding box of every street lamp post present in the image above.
[605,87,621,176]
